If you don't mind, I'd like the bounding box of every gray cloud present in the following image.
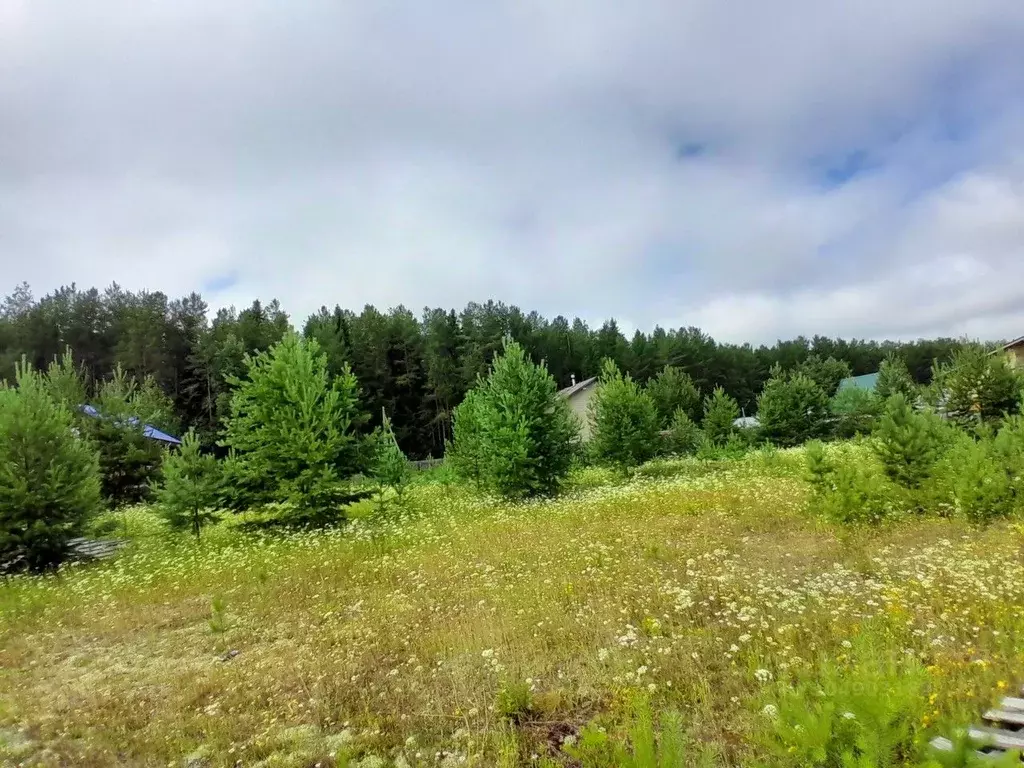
[2,0,1024,343]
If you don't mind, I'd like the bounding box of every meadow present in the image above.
[3,449,1024,767]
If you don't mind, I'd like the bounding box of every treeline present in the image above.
[0,281,969,457]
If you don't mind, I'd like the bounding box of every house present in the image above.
[78,404,182,446]
[558,375,599,441]
[999,336,1024,368]
[837,372,879,393]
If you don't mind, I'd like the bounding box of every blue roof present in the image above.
[79,404,182,445]
[837,372,880,392]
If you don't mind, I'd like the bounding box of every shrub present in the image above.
[701,387,740,445]
[154,429,221,540]
[696,431,749,461]
[872,395,945,491]
[0,360,102,571]
[805,442,896,525]
[645,365,701,427]
[929,418,1024,523]
[757,372,830,447]
[589,359,661,472]
[666,408,703,455]
[830,386,881,438]
[448,339,579,498]
[221,333,366,525]
[874,353,917,401]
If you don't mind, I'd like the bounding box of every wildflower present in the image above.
[762,704,779,719]
[842,712,856,720]
[597,648,610,662]
[754,668,773,683]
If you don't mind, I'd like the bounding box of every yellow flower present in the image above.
[997,680,1008,691]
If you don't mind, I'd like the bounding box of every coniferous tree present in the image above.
[372,410,411,504]
[667,408,703,455]
[84,366,176,507]
[449,339,578,498]
[940,346,1022,425]
[794,354,852,397]
[43,348,87,410]
[757,372,830,447]
[702,387,740,445]
[830,386,882,438]
[873,394,944,490]
[589,359,661,472]
[646,365,702,427]
[874,354,917,401]
[221,333,365,524]
[154,429,221,540]
[0,359,102,571]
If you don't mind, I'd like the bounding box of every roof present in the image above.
[837,372,879,392]
[79,404,182,445]
[557,377,598,398]
[733,416,760,429]
[1000,335,1024,350]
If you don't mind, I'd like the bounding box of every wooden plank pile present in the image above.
[932,688,1024,761]
[67,537,125,561]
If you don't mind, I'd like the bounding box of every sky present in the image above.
[2,1,1024,345]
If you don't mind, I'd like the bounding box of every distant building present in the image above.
[837,372,880,393]
[733,416,760,430]
[999,336,1024,368]
[78,404,182,446]
[558,375,599,441]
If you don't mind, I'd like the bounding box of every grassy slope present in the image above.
[2,453,1024,766]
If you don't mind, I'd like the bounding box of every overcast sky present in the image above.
[2,1,1024,344]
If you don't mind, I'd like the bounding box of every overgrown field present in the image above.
[3,452,1024,767]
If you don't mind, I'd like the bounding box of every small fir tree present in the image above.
[83,366,177,507]
[872,394,943,490]
[589,359,661,471]
[446,388,486,489]
[667,408,703,455]
[645,365,702,427]
[794,354,852,397]
[757,372,830,447]
[702,386,740,445]
[940,345,1022,425]
[154,429,221,540]
[874,354,917,402]
[221,333,366,525]
[829,386,882,438]
[44,348,87,410]
[448,339,579,498]
[372,409,411,505]
[0,359,102,571]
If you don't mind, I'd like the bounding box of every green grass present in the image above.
[2,450,1024,766]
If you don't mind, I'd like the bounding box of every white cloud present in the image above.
[1,0,1024,342]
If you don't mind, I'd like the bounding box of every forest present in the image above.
[0,281,968,459]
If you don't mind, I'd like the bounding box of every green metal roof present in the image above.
[837,372,879,392]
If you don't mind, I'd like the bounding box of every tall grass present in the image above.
[2,452,1023,766]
